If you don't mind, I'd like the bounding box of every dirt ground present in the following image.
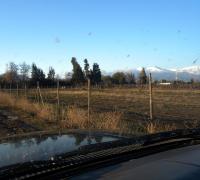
[0,108,38,137]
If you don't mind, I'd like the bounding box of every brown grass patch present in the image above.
[0,92,55,122]
[93,111,123,131]
[60,105,123,132]
[61,105,88,129]
[146,121,177,134]
[0,92,15,107]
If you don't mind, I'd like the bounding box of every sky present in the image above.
[0,0,200,76]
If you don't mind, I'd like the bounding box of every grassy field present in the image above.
[30,87,200,121]
[1,86,200,135]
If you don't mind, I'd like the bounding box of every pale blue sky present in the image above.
[0,0,200,76]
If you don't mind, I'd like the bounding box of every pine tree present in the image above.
[91,63,101,85]
[31,63,45,84]
[139,67,147,84]
[31,63,37,82]
[84,59,90,79]
[47,67,55,81]
[71,57,85,85]
[47,66,56,86]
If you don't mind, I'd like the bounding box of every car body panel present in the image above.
[74,144,200,180]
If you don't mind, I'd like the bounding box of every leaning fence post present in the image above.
[149,73,153,121]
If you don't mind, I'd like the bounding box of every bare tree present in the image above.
[126,72,136,84]
[19,62,31,83]
[4,62,19,84]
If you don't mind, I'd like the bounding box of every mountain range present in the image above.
[106,66,200,81]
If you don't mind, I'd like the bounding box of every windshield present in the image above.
[0,0,200,169]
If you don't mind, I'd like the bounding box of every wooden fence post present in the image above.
[57,80,60,123]
[149,73,153,121]
[36,81,40,103]
[24,83,27,98]
[88,78,91,126]
[37,81,44,106]
[9,83,12,96]
[17,83,19,98]
[36,82,39,102]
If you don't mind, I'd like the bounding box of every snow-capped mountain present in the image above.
[146,66,200,81]
[105,66,200,81]
[177,66,200,75]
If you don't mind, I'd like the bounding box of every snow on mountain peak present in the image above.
[178,66,200,74]
[143,66,200,81]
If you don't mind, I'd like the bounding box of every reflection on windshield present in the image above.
[0,133,117,168]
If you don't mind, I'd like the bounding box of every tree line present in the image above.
[0,58,149,88]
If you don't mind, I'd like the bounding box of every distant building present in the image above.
[159,82,171,85]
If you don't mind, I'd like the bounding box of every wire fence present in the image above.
[0,79,200,134]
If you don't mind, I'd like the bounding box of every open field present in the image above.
[28,87,200,122]
[0,86,200,136]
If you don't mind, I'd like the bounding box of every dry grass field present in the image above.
[0,86,200,136]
